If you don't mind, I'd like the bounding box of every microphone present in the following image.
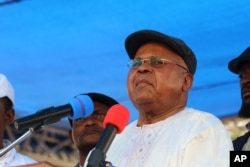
[14,95,94,130]
[87,104,130,167]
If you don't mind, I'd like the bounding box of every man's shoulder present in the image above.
[181,107,222,122]
[14,152,37,163]
[233,130,250,150]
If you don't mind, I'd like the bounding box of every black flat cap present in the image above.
[125,29,197,75]
[68,92,118,126]
[228,46,250,74]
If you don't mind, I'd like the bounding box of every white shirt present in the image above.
[106,108,233,167]
[0,140,37,167]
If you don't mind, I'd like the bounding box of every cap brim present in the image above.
[125,30,197,75]
[125,30,185,59]
[68,92,118,126]
[228,57,250,74]
[85,92,118,107]
[228,47,250,74]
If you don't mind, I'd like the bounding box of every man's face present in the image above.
[127,42,193,114]
[0,98,14,148]
[0,100,6,137]
[239,62,250,105]
[70,101,110,152]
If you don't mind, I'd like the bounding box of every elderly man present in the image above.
[105,30,233,167]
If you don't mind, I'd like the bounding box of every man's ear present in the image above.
[68,130,74,144]
[183,73,193,91]
[4,109,15,126]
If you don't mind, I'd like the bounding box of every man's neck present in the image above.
[79,155,87,167]
[0,139,5,149]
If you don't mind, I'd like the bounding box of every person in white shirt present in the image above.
[105,29,233,167]
[0,73,37,167]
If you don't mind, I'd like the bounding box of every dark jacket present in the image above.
[233,130,250,150]
[74,163,80,167]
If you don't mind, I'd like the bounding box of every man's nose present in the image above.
[83,116,98,126]
[137,64,152,73]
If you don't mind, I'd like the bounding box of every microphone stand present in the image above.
[0,126,41,157]
[86,149,115,167]
[86,125,117,167]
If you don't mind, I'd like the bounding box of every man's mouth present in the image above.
[242,87,250,99]
[82,128,102,136]
[135,79,152,87]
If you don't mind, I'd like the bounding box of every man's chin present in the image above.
[243,97,250,105]
[83,133,101,142]
[243,102,250,113]
[78,143,97,154]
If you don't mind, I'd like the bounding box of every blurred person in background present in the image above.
[68,92,118,167]
[0,73,37,166]
[228,46,250,150]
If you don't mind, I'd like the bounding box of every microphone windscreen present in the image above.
[68,95,94,120]
[103,104,130,133]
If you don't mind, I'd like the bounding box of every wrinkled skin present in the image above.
[127,42,193,126]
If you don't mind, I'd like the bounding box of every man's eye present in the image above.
[133,59,142,67]
[96,113,105,118]
[151,58,164,66]
[75,118,84,122]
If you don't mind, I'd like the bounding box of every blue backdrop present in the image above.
[1,0,250,128]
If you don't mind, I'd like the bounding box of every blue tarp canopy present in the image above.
[1,0,250,128]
